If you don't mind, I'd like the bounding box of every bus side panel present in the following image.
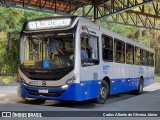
[135,65,154,87]
[80,64,102,100]
[144,67,154,87]
[110,63,127,94]
[110,78,138,94]
[125,64,138,91]
[110,78,126,94]
[79,80,101,100]
[144,66,149,86]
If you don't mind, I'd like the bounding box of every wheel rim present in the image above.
[100,86,107,99]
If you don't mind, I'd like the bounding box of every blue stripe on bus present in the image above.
[19,77,154,101]
[110,77,154,94]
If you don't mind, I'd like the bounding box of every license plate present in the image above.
[38,89,48,93]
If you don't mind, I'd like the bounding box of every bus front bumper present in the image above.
[17,81,101,101]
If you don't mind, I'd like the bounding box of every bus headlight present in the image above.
[66,74,78,85]
[61,84,69,89]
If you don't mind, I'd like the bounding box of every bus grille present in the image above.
[26,88,64,97]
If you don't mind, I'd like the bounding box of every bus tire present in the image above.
[94,80,109,104]
[132,78,143,95]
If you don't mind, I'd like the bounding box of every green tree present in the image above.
[0,7,54,73]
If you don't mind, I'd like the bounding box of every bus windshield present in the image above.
[20,32,74,70]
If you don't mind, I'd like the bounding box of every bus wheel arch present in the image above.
[140,76,144,85]
[94,76,110,104]
[139,76,144,94]
[131,76,144,95]
[103,76,111,95]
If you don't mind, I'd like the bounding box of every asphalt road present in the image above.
[0,82,160,120]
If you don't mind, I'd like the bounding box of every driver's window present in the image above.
[81,33,99,67]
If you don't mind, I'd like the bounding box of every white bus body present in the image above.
[17,16,155,103]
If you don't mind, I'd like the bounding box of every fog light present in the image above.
[61,84,69,89]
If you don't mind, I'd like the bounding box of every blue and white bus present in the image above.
[17,16,155,104]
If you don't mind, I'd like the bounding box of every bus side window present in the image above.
[126,44,134,64]
[102,35,113,62]
[81,34,89,59]
[88,36,99,59]
[146,51,149,66]
[141,49,146,66]
[114,39,125,63]
[149,52,154,66]
[81,33,99,67]
[135,47,141,65]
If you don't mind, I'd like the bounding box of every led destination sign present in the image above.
[26,18,71,31]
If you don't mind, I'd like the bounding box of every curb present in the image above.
[0,83,18,86]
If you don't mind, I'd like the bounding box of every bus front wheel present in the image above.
[95,80,109,104]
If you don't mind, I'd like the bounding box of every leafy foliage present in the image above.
[101,22,138,40]
[0,7,53,73]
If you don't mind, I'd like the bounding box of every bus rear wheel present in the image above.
[95,80,109,104]
[131,78,143,95]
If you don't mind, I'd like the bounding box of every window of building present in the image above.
[126,43,134,64]
[114,39,125,63]
[102,35,113,62]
